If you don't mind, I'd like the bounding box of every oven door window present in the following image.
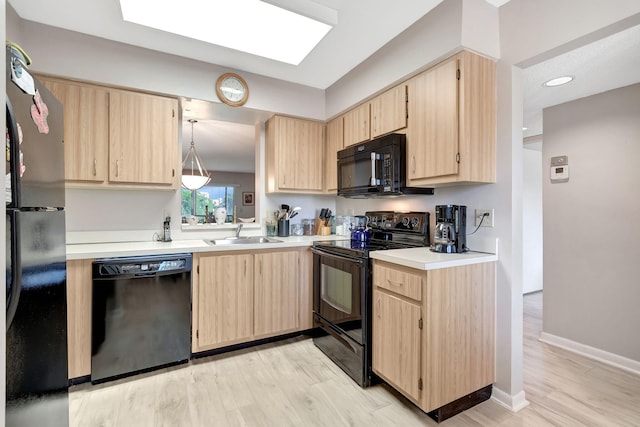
[321,263,353,314]
[316,253,363,343]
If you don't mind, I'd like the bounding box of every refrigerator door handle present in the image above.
[6,95,21,208]
[6,210,22,330]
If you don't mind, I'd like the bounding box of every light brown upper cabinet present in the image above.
[370,84,408,138]
[324,115,344,193]
[343,102,370,147]
[266,115,325,194]
[406,50,496,186]
[39,77,109,183]
[39,76,180,189]
[109,90,178,186]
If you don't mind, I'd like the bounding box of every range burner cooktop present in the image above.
[313,211,430,258]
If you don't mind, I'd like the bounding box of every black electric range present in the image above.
[311,211,430,387]
[313,210,430,257]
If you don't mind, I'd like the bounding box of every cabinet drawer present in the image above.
[373,261,424,301]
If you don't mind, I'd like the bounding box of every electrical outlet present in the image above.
[475,209,494,227]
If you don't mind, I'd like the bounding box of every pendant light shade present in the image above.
[181,119,211,190]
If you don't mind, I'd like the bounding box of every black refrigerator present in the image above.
[5,46,69,426]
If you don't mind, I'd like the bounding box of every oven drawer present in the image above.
[373,260,424,301]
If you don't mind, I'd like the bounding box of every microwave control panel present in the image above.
[382,153,393,189]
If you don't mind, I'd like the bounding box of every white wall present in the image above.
[542,83,640,364]
[522,141,543,293]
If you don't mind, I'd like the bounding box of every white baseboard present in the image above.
[539,332,640,376]
[491,387,529,412]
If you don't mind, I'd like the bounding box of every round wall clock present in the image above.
[216,73,249,107]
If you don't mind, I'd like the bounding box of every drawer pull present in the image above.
[387,279,404,287]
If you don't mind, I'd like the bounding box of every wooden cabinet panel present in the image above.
[372,260,496,414]
[66,258,93,379]
[343,103,370,147]
[39,75,180,189]
[109,90,178,186]
[266,115,325,193]
[372,288,422,403]
[407,57,459,182]
[298,248,314,330]
[371,85,407,138]
[373,261,423,301]
[40,77,109,183]
[406,50,496,186]
[194,253,254,351]
[422,263,495,411]
[325,116,343,193]
[254,251,299,337]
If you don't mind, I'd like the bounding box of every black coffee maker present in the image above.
[432,205,467,253]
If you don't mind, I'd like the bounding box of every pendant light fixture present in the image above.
[181,119,211,190]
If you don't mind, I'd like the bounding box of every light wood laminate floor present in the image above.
[70,292,640,426]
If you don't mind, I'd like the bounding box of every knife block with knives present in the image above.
[316,208,332,235]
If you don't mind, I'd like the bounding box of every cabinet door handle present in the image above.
[244,259,247,276]
[411,155,416,175]
[376,297,381,318]
[93,159,97,177]
[115,160,119,177]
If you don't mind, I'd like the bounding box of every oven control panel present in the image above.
[366,211,429,234]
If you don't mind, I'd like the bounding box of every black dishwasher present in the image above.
[91,253,192,384]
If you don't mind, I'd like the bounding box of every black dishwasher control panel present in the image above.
[93,253,192,279]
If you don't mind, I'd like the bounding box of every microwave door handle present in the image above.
[370,152,379,186]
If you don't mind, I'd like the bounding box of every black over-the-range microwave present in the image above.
[337,133,434,198]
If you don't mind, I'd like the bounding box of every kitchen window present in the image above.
[181,185,234,222]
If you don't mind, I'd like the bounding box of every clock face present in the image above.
[216,73,248,106]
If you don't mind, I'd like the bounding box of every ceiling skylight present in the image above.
[119,0,335,65]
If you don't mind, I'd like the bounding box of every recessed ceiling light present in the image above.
[119,0,335,65]
[522,127,528,131]
[543,76,574,87]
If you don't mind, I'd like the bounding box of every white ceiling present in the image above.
[9,0,640,171]
[522,24,640,138]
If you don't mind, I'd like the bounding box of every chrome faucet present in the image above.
[235,223,244,237]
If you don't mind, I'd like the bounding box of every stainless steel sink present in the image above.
[207,236,282,245]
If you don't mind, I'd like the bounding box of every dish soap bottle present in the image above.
[163,216,172,242]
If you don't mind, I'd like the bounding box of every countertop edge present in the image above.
[370,249,498,270]
[66,236,346,260]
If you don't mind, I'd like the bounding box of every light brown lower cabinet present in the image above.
[254,251,300,337]
[192,248,313,353]
[372,260,495,413]
[66,258,93,379]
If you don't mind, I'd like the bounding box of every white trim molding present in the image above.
[491,387,530,412]
[540,332,640,376]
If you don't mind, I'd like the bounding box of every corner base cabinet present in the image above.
[372,260,495,415]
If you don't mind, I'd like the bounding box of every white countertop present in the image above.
[370,247,498,270]
[66,235,346,260]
